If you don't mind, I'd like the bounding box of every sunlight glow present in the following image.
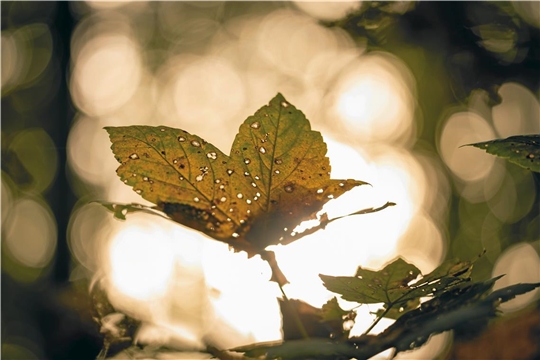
[108,225,176,300]
[439,111,496,182]
[330,52,416,144]
[71,34,141,116]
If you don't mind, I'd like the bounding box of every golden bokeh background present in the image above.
[2,1,539,359]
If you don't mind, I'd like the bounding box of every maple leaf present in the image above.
[320,255,478,321]
[105,94,367,261]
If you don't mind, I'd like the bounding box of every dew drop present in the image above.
[227,218,231,222]
[215,179,221,184]
[256,192,261,197]
[274,170,280,174]
[135,189,142,194]
[251,182,257,188]
[327,194,334,199]
[240,219,245,224]
[244,171,250,176]
[339,182,344,187]
[220,196,227,202]
[178,136,186,142]
[284,184,294,193]
[259,146,266,154]
[254,175,260,180]
[123,179,128,184]
[173,159,178,164]
[317,188,323,194]
[196,174,204,182]
[246,199,252,204]
[179,176,184,181]
[129,153,139,160]
[229,208,234,213]
[432,288,437,292]
[143,176,149,181]
[207,152,217,160]
[132,173,137,177]
[160,128,166,132]
[399,307,404,313]
[281,101,289,108]
[237,193,243,199]
[232,233,239,238]
[250,122,260,129]
[253,196,258,201]
[527,153,535,159]
[219,184,225,190]
[227,169,234,175]
[194,197,200,203]
[275,158,283,165]
[244,158,251,164]
[191,140,201,147]
[247,209,251,214]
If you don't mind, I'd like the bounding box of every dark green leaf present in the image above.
[320,297,348,322]
[320,258,421,306]
[465,135,540,172]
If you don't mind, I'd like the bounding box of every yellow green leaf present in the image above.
[105,93,366,257]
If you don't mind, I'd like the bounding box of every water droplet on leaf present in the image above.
[220,196,227,202]
[191,140,201,147]
[135,189,142,194]
[259,146,266,154]
[227,169,234,175]
[194,197,200,203]
[129,153,139,160]
[244,158,251,164]
[178,136,186,142]
[237,193,243,199]
[250,122,260,129]
[284,184,294,193]
[275,158,283,165]
[207,152,217,160]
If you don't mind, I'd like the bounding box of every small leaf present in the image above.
[320,297,348,322]
[465,135,540,172]
[97,201,167,221]
[105,94,367,257]
[320,258,421,305]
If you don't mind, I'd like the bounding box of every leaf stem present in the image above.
[363,306,391,335]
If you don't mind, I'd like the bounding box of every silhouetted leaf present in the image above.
[321,256,478,320]
[466,135,540,172]
[105,94,367,257]
[321,297,348,322]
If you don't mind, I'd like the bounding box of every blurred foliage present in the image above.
[1,1,539,359]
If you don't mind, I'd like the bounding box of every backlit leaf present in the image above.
[320,255,478,319]
[105,94,367,257]
[466,135,540,172]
